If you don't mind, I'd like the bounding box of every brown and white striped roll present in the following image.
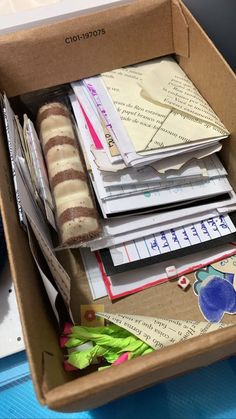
[37,102,100,245]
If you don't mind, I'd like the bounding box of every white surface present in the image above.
[0,0,131,34]
[0,260,24,358]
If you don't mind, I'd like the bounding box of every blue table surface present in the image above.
[2,351,236,419]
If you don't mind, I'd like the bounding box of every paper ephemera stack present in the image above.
[69,57,236,300]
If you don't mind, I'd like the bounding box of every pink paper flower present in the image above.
[113,352,130,366]
[63,322,73,335]
[59,336,69,348]
[63,361,77,372]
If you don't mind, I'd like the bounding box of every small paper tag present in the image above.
[80,304,104,327]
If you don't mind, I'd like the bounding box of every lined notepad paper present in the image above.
[110,215,236,266]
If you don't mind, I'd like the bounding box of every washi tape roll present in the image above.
[37,102,100,246]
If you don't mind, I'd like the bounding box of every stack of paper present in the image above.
[69,56,236,300]
[71,57,230,217]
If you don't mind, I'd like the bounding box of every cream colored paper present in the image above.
[101,58,228,153]
[142,57,226,130]
[102,62,170,152]
[97,312,229,350]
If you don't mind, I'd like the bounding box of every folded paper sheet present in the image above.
[96,312,230,350]
[101,57,228,153]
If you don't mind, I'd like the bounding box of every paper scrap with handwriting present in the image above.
[101,57,228,152]
[96,312,230,350]
[110,214,236,266]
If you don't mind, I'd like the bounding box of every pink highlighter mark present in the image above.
[79,101,103,150]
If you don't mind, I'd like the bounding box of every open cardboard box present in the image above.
[0,0,236,412]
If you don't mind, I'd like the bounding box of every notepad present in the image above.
[100,214,236,275]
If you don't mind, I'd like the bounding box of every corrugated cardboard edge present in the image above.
[0,164,43,403]
[172,0,189,57]
[0,116,70,405]
[178,0,236,188]
[45,324,236,412]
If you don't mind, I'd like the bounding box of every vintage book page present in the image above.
[97,312,230,349]
[101,61,171,152]
[101,57,228,152]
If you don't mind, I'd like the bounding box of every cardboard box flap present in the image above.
[0,119,70,404]
[178,1,236,189]
[0,0,174,97]
[172,0,189,57]
[45,324,236,412]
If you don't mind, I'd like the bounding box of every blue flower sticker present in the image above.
[198,276,236,322]
[194,266,234,296]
